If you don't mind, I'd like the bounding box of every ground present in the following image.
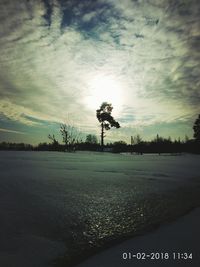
[0,151,199,267]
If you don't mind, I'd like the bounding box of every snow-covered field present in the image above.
[0,151,200,267]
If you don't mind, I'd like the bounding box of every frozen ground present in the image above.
[76,207,200,267]
[0,151,200,267]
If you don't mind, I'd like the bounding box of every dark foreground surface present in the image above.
[0,151,200,267]
[76,207,200,267]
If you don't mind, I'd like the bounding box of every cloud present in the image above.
[0,128,25,135]
[0,0,199,143]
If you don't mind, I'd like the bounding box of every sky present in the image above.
[0,0,200,144]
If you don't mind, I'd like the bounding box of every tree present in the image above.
[132,134,143,145]
[154,134,164,143]
[96,102,120,150]
[193,114,200,142]
[113,141,127,153]
[48,134,59,150]
[60,124,81,151]
[85,134,98,144]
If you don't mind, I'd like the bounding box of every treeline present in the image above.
[0,135,199,154]
[110,137,200,154]
[0,140,100,152]
[0,142,34,151]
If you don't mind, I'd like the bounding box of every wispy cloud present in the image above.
[0,0,199,142]
[0,128,25,135]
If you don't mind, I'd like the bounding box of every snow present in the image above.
[0,151,200,266]
[76,207,200,267]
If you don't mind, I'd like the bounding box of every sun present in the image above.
[85,74,123,113]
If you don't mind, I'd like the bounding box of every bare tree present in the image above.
[60,124,82,151]
[48,134,59,150]
[48,134,58,145]
[132,134,143,145]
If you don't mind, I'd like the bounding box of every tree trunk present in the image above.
[101,123,104,151]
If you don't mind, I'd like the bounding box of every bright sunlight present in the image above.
[85,74,123,113]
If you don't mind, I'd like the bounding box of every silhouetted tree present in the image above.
[96,102,120,150]
[113,141,127,153]
[60,124,82,151]
[85,134,98,144]
[48,134,59,150]
[193,114,200,142]
[132,134,143,145]
[154,134,164,143]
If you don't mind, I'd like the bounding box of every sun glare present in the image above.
[85,74,123,113]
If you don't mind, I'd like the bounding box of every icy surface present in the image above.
[76,208,200,267]
[0,151,200,266]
